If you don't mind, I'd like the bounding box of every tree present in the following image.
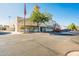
[30,5,52,32]
[67,23,77,31]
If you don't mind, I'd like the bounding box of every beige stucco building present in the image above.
[15,16,61,32]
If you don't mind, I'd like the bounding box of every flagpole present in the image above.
[24,3,26,34]
[24,14,25,33]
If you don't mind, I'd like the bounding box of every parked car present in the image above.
[62,29,71,32]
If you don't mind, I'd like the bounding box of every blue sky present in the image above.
[0,3,24,25]
[0,3,79,26]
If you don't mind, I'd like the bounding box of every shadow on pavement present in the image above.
[49,31,79,36]
[0,32,11,35]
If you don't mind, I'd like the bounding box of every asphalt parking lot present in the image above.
[0,32,79,56]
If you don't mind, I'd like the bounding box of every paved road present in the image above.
[0,32,79,56]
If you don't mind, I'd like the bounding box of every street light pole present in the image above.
[8,16,11,31]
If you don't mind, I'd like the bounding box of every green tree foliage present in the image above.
[67,23,77,30]
[29,5,52,31]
